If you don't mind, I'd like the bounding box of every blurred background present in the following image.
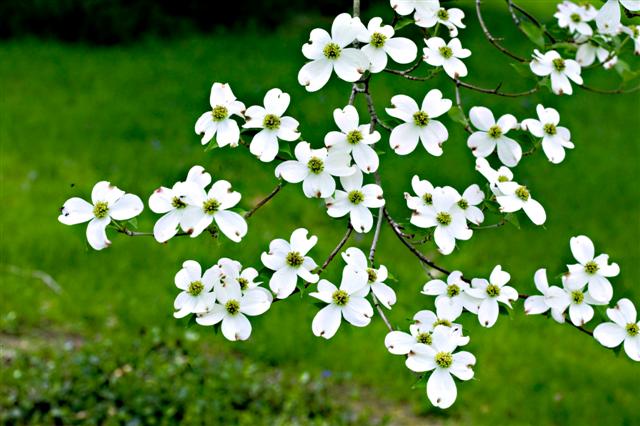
[1,0,639,424]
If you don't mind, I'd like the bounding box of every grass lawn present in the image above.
[1,2,639,425]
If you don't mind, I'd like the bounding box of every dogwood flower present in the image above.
[386,89,452,156]
[410,187,472,255]
[521,104,574,164]
[596,0,639,35]
[524,268,571,323]
[467,265,518,327]
[356,17,417,73]
[423,37,471,79]
[622,24,640,54]
[555,1,597,37]
[451,184,484,225]
[215,258,272,299]
[495,181,546,225]
[243,88,300,162]
[405,326,476,409]
[326,170,385,233]
[467,106,521,167]
[196,280,271,341]
[530,49,583,95]
[310,266,372,339]
[475,158,513,196]
[195,82,245,147]
[422,271,480,318]
[565,235,620,303]
[390,0,440,16]
[405,175,437,212]
[275,141,355,198]
[593,298,640,361]
[576,40,618,68]
[58,181,143,250]
[415,7,466,37]
[298,13,369,92]
[173,260,218,318]
[324,105,381,173]
[261,228,319,299]
[341,247,396,309]
[554,275,606,326]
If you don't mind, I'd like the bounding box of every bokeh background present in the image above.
[1,0,639,424]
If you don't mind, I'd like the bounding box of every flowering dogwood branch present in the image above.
[476,0,528,62]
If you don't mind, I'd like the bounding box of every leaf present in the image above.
[520,21,545,48]
[510,62,535,80]
[394,17,414,31]
[504,213,521,229]
[126,218,138,229]
[447,106,468,126]
[278,142,293,158]
[203,141,220,152]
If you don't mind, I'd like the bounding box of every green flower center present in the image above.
[346,130,364,145]
[367,268,378,283]
[225,300,240,315]
[422,192,433,205]
[447,284,461,297]
[332,290,349,306]
[488,125,503,139]
[437,8,449,20]
[370,32,387,48]
[93,201,109,219]
[211,105,229,121]
[187,280,204,296]
[439,46,453,59]
[543,123,557,135]
[263,114,281,130]
[626,323,639,337]
[413,111,430,127]
[348,190,365,205]
[457,199,469,210]
[237,277,249,291]
[552,58,566,72]
[436,212,452,226]
[497,175,509,183]
[323,42,341,60]
[515,186,530,201]
[435,351,453,368]
[570,13,581,23]
[172,196,187,209]
[307,157,324,174]
[434,319,452,327]
[203,198,221,215]
[571,290,584,304]
[486,284,501,297]
[286,251,304,268]
[417,332,432,345]
[584,261,599,275]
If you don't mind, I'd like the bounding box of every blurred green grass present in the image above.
[1,2,639,425]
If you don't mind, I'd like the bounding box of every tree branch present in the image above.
[455,78,538,97]
[243,183,284,219]
[476,0,527,63]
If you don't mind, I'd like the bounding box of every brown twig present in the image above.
[476,0,527,63]
[455,79,538,97]
[314,225,354,275]
[243,183,283,218]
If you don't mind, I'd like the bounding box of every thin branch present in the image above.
[314,225,354,275]
[472,219,506,230]
[578,84,640,95]
[372,294,394,332]
[243,183,283,219]
[476,0,527,63]
[453,81,473,134]
[455,78,538,97]
[518,293,593,336]
[508,0,556,43]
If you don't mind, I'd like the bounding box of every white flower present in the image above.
[596,0,639,35]
[356,17,417,73]
[325,170,385,233]
[423,37,471,79]
[495,181,546,225]
[422,271,480,318]
[409,187,472,255]
[180,180,248,242]
[298,13,369,92]
[622,24,640,54]
[324,105,381,173]
[555,1,597,37]
[451,184,484,225]
[576,40,618,68]
[173,260,218,318]
[310,266,373,339]
[341,247,396,309]
[390,0,440,16]
[593,298,640,361]
[415,7,466,37]
[467,265,518,327]
[215,258,272,300]
[149,165,211,243]
[386,89,452,156]
[404,326,475,409]
[58,181,143,250]
[521,104,574,164]
[554,275,606,326]
[196,281,271,341]
[565,235,620,303]
[261,228,319,299]
[467,106,521,167]
[524,268,571,323]
[243,88,300,162]
[275,141,355,198]
[474,158,513,196]
[195,82,245,147]
[404,175,436,212]
[530,50,583,95]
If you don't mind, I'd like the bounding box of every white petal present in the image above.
[478,298,499,327]
[214,211,248,242]
[221,314,252,341]
[593,322,626,348]
[249,130,280,163]
[109,194,143,220]
[390,123,420,154]
[312,304,342,339]
[86,217,111,250]
[153,211,181,243]
[385,331,415,355]
[91,181,124,205]
[58,197,94,225]
[270,266,298,299]
[384,37,418,64]
[298,59,333,92]
[427,369,457,409]
[334,49,368,82]
[570,235,595,264]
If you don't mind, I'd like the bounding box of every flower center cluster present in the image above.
[286,251,304,268]
[323,42,341,60]
[225,300,240,315]
[417,332,432,345]
[434,319,452,327]
[497,175,509,182]
[413,111,430,127]
[370,32,387,48]
[237,277,249,291]
[187,280,204,296]
[516,186,530,201]
[437,8,449,20]
[348,190,365,205]
[172,196,187,209]
[203,198,221,215]
[307,157,324,174]
[626,322,639,337]
[93,201,109,219]
[457,198,469,210]
[346,129,364,145]
[367,268,377,283]
[543,123,557,135]
[422,192,433,205]
[552,58,566,72]
[332,289,349,306]
[570,13,581,23]
[436,212,452,226]
[263,114,281,130]
[486,284,501,297]
[211,105,228,121]
[584,261,599,275]
[447,284,461,297]
[435,351,453,368]
[488,125,503,139]
[439,46,453,59]
[571,290,584,304]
